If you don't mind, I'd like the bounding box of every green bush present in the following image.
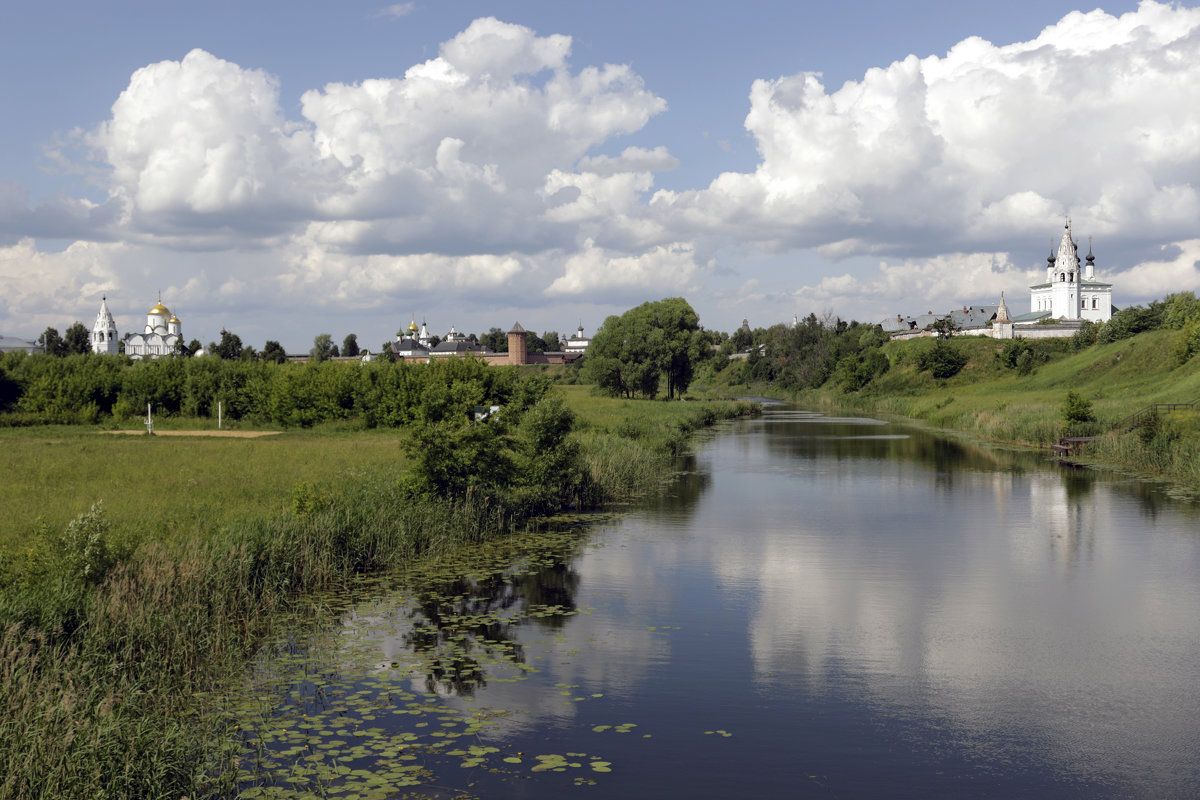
[915,340,968,379]
[1061,391,1095,424]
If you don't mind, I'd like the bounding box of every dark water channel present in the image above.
[231,408,1200,798]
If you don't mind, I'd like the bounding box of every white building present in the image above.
[124,296,183,359]
[91,296,120,355]
[1026,220,1113,323]
[564,324,590,354]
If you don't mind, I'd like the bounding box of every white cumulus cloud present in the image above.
[654,1,1200,261]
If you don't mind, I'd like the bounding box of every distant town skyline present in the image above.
[4,0,1199,351]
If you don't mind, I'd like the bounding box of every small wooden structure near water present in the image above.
[1053,436,1100,457]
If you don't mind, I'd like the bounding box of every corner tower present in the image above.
[507,322,527,365]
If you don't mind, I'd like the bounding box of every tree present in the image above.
[310,333,334,362]
[262,340,287,363]
[37,327,65,356]
[330,344,340,358]
[212,329,244,360]
[187,338,204,357]
[342,333,360,358]
[915,340,967,379]
[543,330,562,351]
[526,332,548,353]
[478,328,507,352]
[930,316,958,339]
[584,298,705,399]
[1062,391,1095,424]
[63,322,91,355]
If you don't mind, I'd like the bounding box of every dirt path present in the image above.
[101,430,281,438]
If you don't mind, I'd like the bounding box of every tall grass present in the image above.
[0,392,756,799]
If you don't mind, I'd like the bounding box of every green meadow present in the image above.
[0,426,410,552]
[0,378,754,800]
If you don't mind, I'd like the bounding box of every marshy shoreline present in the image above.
[0,374,755,800]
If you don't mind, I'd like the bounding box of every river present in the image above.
[229,407,1200,798]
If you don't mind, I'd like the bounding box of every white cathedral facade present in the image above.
[1027,220,1113,323]
[91,296,184,358]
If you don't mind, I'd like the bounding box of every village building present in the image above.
[882,221,1115,340]
[563,324,590,354]
[0,335,43,354]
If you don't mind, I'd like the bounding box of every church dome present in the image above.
[168,314,180,324]
[407,320,419,333]
[149,302,170,316]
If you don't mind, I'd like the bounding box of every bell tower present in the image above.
[91,296,119,355]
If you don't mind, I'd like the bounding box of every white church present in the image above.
[885,220,1115,340]
[91,295,184,358]
[1024,219,1114,324]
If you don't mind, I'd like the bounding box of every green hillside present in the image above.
[707,329,1200,487]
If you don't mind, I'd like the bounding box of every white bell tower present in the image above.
[91,296,119,355]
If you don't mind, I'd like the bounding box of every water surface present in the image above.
[231,408,1200,798]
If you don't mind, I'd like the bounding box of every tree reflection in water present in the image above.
[403,534,583,697]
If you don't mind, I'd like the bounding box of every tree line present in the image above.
[0,353,539,428]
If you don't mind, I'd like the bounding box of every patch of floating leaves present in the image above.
[210,527,634,797]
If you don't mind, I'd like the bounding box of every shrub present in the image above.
[1061,391,1095,424]
[916,340,968,379]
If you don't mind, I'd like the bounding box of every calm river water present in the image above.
[232,407,1200,798]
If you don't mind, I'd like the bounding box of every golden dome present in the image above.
[407,321,419,333]
[149,302,171,316]
[168,314,180,324]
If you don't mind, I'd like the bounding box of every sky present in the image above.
[3,0,1200,352]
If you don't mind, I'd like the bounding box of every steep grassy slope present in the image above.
[716,329,1200,486]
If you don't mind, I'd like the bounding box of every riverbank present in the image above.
[0,388,755,799]
[697,329,1200,490]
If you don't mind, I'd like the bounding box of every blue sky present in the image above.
[4,0,1198,351]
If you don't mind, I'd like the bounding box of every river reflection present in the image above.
[233,408,1200,799]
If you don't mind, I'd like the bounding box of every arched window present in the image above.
[1092,297,1098,309]
[1060,273,1066,282]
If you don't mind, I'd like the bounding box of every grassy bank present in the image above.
[0,425,410,551]
[708,329,1200,487]
[0,390,753,799]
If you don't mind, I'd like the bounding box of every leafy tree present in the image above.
[731,326,754,352]
[478,328,508,352]
[526,332,548,353]
[542,330,562,351]
[212,329,244,360]
[378,342,397,362]
[1062,391,1095,424]
[835,348,890,392]
[1161,291,1200,330]
[63,322,91,355]
[310,333,334,362]
[330,344,340,358]
[585,298,706,399]
[261,340,288,363]
[930,316,958,339]
[37,327,65,357]
[342,333,360,358]
[915,340,967,379]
